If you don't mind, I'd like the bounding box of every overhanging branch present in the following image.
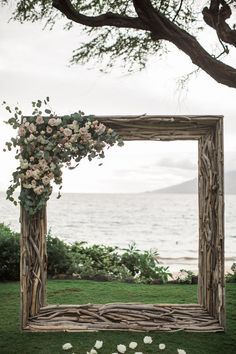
[133,0,236,88]
[52,0,236,88]
[203,0,236,47]
[52,0,147,30]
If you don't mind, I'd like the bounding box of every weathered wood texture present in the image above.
[96,115,223,141]
[20,206,47,328]
[198,119,225,327]
[26,303,224,332]
[20,115,225,332]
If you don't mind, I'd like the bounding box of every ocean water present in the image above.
[0,192,235,272]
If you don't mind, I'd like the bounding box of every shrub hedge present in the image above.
[2,223,233,284]
[0,223,173,283]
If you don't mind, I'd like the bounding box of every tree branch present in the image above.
[52,0,148,30]
[203,0,236,47]
[133,0,236,88]
[172,0,184,23]
[52,0,236,88]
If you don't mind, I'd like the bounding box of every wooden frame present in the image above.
[20,115,225,332]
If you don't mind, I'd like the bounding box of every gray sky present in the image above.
[0,6,236,193]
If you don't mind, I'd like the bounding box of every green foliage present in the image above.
[226,263,236,283]
[0,1,200,72]
[0,224,172,283]
[3,98,123,216]
[0,223,20,281]
[121,242,172,283]
[70,242,125,280]
[46,230,72,276]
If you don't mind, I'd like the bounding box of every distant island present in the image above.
[149,170,236,194]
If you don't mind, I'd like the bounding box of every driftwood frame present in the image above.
[20,115,225,332]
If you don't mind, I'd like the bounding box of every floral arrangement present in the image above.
[3,98,123,216]
[62,336,187,353]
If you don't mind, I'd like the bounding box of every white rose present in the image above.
[79,127,88,134]
[36,115,44,125]
[65,142,72,149]
[37,136,46,144]
[50,162,56,171]
[48,118,57,126]
[64,128,73,136]
[129,342,138,349]
[18,126,26,137]
[42,176,51,185]
[159,343,166,350]
[46,126,53,134]
[62,343,73,350]
[28,134,35,142]
[26,170,33,178]
[31,180,37,188]
[20,160,29,170]
[34,185,44,195]
[95,123,106,135]
[29,123,36,133]
[32,170,41,180]
[117,344,126,353]
[85,121,91,129]
[70,134,79,143]
[56,118,62,126]
[94,340,103,349]
[48,172,54,179]
[22,183,33,189]
[177,350,187,354]
[87,349,97,354]
[143,336,152,344]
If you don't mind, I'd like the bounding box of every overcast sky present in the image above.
[0,6,236,193]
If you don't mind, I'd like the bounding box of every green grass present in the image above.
[0,281,235,354]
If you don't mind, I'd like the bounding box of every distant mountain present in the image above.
[150,171,236,194]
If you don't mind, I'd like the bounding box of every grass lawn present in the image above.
[0,280,235,354]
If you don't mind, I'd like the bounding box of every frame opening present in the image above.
[20,115,225,332]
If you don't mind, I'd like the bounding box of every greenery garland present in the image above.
[3,98,124,216]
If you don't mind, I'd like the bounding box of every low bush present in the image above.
[47,231,73,276]
[0,223,20,281]
[226,263,236,283]
[121,242,172,283]
[0,223,172,283]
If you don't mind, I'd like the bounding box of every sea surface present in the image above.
[0,192,235,272]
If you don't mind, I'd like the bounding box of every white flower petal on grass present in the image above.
[134,352,143,354]
[62,343,73,350]
[177,350,187,354]
[117,344,127,353]
[143,336,153,344]
[159,343,166,350]
[129,342,138,349]
[94,340,103,349]
[90,349,97,354]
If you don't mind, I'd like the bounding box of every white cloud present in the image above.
[156,157,197,171]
